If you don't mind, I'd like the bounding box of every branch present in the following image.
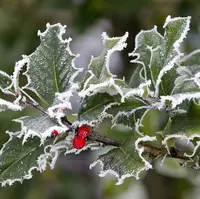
[18,91,189,161]
[88,131,189,161]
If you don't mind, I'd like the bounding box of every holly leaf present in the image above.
[129,26,163,88]
[0,71,12,94]
[163,102,200,157]
[0,98,22,112]
[80,32,129,98]
[107,96,149,128]
[0,71,22,112]
[23,23,81,105]
[78,93,118,126]
[0,132,55,186]
[90,134,155,184]
[78,92,149,128]
[130,16,191,97]
[14,116,67,143]
[173,50,200,94]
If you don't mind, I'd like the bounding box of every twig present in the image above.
[88,131,189,161]
[88,131,121,147]
[18,90,189,161]
[25,99,48,116]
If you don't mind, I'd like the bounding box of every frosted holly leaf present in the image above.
[80,32,129,98]
[0,71,22,112]
[78,91,149,128]
[130,16,191,97]
[128,65,145,88]
[106,96,149,128]
[14,116,66,144]
[163,102,200,157]
[0,98,22,112]
[154,16,191,96]
[23,23,81,105]
[90,134,155,184]
[47,84,79,122]
[0,131,55,186]
[139,109,169,137]
[78,93,119,126]
[129,26,163,88]
[0,71,13,95]
[173,50,200,94]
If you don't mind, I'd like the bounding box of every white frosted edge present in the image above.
[112,106,148,129]
[0,71,13,95]
[148,45,159,85]
[0,71,11,79]
[104,32,129,76]
[73,102,118,128]
[163,15,172,28]
[174,17,191,52]
[122,80,151,102]
[0,98,22,112]
[128,26,163,86]
[38,23,66,39]
[176,66,191,76]
[135,136,156,169]
[101,31,129,46]
[90,135,156,185]
[90,136,156,185]
[81,70,95,91]
[74,142,101,155]
[162,134,200,157]
[89,159,144,185]
[180,49,200,64]
[13,58,29,94]
[81,32,129,99]
[192,72,200,87]
[134,118,144,136]
[79,78,125,100]
[155,53,183,97]
[14,116,65,144]
[129,26,163,59]
[160,92,200,109]
[0,131,56,186]
[23,23,81,101]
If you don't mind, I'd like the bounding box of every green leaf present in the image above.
[14,116,65,143]
[24,23,80,105]
[130,16,191,96]
[90,134,155,184]
[78,92,148,128]
[154,16,190,96]
[139,109,169,137]
[129,26,163,87]
[128,65,145,88]
[163,102,200,157]
[0,132,54,186]
[0,99,22,112]
[80,32,129,98]
[78,93,118,126]
[155,158,188,178]
[173,50,200,94]
[0,71,12,94]
[107,96,148,128]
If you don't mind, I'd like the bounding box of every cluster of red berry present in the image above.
[51,125,91,150]
[72,125,90,149]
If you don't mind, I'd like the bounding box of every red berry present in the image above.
[51,129,59,136]
[77,125,90,138]
[72,136,86,149]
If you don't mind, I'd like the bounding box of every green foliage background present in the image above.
[0,0,200,198]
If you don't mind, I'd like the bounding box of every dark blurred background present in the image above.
[0,0,200,199]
